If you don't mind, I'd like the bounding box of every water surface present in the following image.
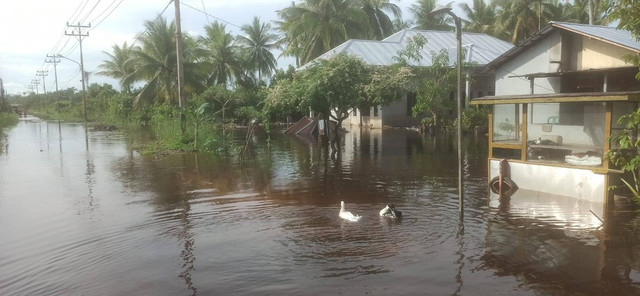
[1,117,639,295]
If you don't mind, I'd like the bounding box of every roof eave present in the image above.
[470,91,640,105]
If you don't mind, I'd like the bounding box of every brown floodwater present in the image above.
[1,116,639,295]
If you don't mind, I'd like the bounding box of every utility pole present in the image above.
[174,0,185,109]
[174,0,187,134]
[45,55,60,92]
[0,78,5,112]
[37,70,48,93]
[31,79,40,95]
[46,55,61,112]
[65,22,91,122]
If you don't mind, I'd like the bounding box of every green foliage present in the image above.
[462,106,488,132]
[237,16,279,82]
[276,0,369,66]
[410,0,452,31]
[265,54,414,131]
[607,108,640,202]
[365,66,416,105]
[412,51,458,129]
[301,54,371,122]
[392,35,427,65]
[610,0,640,36]
[0,112,19,128]
[264,77,307,123]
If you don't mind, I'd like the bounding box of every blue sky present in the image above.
[0,0,473,95]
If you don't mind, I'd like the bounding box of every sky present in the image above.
[0,0,473,95]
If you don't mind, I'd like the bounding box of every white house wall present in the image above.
[381,94,420,127]
[495,31,564,96]
[489,159,605,204]
[576,36,635,70]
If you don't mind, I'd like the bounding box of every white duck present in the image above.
[379,204,402,218]
[339,201,362,222]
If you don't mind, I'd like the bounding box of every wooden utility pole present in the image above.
[45,55,60,92]
[31,79,40,95]
[65,22,91,122]
[174,0,186,109]
[46,55,61,112]
[0,78,5,112]
[36,70,48,93]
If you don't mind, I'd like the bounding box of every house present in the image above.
[472,22,640,217]
[301,29,513,128]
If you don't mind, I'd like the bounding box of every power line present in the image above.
[80,0,103,23]
[200,0,210,24]
[129,0,174,48]
[89,0,125,30]
[65,22,91,122]
[180,1,241,29]
[69,0,91,25]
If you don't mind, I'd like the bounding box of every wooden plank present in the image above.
[491,143,522,149]
[488,107,493,181]
[471,93,640,105]
[488,157,609,173]
[488,107,494,159]
[521,104,528,161]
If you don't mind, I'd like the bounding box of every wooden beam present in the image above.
[471,92,640,105]
[488,106,494,159]
[521,104,528,161]
[491,143,522,149]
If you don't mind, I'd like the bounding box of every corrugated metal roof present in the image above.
[298,29,514,70]
[551,22,640,52]
[481,22,640,73]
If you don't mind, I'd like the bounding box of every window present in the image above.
[373,105,379,117]
[353,108,357,116]
[493,104,522,144]
[526,102,605,166]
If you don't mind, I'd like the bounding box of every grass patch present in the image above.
[0,112,19,128]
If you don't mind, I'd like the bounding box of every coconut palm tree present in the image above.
[237,17,279,83]
[129,17,203,105]
[493,0,558,44]
[565,0,609,25]
[276,0,368,66]
[410,0,452,31]
[199,21,246,88]
[358,0,402,40]
[460,0,496,35]
[97,42,135,93]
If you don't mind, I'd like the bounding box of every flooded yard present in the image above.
[1,117,639,295]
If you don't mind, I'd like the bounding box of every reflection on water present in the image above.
[0,120,639,295]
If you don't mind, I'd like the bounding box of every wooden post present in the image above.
[521,104,528,161]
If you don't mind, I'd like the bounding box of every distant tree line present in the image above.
[13,0,630,154]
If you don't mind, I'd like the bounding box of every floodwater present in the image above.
[1,117,639,296]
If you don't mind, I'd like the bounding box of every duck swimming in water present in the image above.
[339,201,362,222]
[379,204,402,218]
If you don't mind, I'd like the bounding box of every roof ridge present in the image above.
[551,21,616,29]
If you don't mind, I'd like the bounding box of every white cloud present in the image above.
[0,0,468,94]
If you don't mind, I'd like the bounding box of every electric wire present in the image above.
[200,0,210,24]
[129,0,174,48]
[68,0,91,25]
[80,0,103,24]
[180,1,241,28]
[88,0,125,30]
